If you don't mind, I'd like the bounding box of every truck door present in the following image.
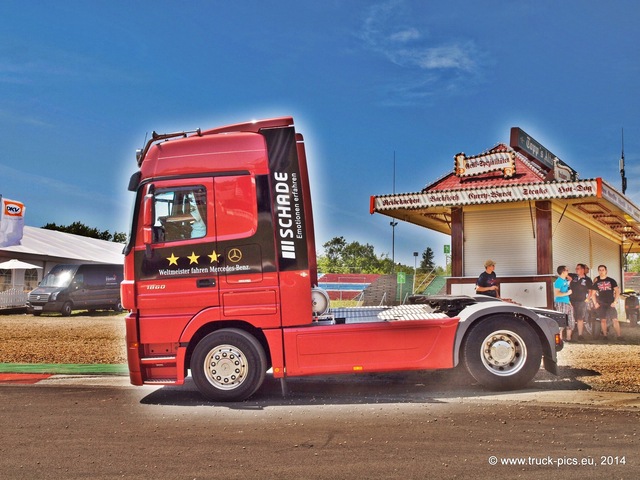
[134,178,219,317]
[214,174,281,328]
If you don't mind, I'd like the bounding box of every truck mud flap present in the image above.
[543,355,558,375]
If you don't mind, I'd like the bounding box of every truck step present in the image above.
[140,355,177,366]
[143,378,178,385]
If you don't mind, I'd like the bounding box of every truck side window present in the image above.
[153,186,207,242]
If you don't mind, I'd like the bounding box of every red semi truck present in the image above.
[121,117,564,402]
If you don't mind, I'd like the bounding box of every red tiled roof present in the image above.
[424,144,549,192]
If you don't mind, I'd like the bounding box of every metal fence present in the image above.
[0,287,28,309]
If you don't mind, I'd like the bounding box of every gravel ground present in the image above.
[0,311,127,365]
[0,311,638,393]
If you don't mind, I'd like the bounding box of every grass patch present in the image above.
[0,363,128,375]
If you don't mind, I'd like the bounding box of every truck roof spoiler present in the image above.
[135,130,200,167]
[135,117,295,167]
[199,117,294,136]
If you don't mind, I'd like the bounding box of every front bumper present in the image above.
[26,301,64,314]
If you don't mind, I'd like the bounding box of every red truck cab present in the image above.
[122,117,561,401]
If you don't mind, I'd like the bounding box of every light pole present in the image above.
[390,151,397,273]
[390,221,398,272]
[412,251,419,293]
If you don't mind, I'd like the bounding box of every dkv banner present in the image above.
[0,196,25,247]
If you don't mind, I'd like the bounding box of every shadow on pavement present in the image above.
[139,365,597,409]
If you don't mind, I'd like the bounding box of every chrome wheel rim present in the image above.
[203,344,248,390]
[479,329,527,376]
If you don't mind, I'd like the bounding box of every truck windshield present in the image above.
[40,269,74,288]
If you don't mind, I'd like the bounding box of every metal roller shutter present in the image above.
[591,233,621,284]
[552,211,591,273]
[553,210,621,281]
[463,207,537,276]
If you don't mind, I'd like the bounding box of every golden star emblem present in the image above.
[208,250,220,263]
[187,251,200,264]
[167,253,179,266]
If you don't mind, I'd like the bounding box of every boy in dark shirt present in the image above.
[476,260,498,298]
[569,263,592,341]
[590,265,622,341]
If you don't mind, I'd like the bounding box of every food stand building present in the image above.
[371,128,640,309]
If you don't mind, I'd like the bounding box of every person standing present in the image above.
[476,260,499,297]
[569,263,593,341]
[554,265,574,341]
[590,265,622,342]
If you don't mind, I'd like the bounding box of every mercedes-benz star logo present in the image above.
[228,248,242,263]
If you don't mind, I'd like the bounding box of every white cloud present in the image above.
[358,0,486,103]
[0,108,50,127]
[0,163,113,206]
[389,28,421,43]
[414,44,476,71]
[0,45,138,87]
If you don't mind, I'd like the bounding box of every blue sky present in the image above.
[1,0,639,267]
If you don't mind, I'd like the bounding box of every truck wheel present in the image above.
[463,316,542,390]
[191,329,267,402]
[60,302,73,317]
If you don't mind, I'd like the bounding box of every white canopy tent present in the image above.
[0,227,123,309]
[0,259,43,271]
[0,226,124,265]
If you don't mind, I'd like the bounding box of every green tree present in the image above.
[320,236,348,272]
[317,236,404,274]
[42,221,126,243]
[112,231,127,243]
[420,247,436,272]
[626,253,640,273]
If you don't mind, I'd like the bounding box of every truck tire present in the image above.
[462,316,542,390]
[60,302,73,317]
[191,329,267,402]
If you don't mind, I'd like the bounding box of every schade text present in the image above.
[274,171,304,259]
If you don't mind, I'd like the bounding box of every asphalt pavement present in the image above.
[1,374,639,480]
